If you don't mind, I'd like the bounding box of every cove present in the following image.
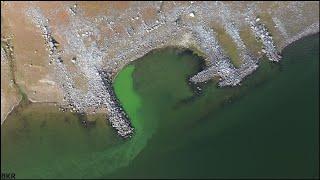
[1,34,319,179]
[108,35,318,178]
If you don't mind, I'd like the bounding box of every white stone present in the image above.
[49,41,54,48]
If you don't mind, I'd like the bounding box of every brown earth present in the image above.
[1,1,319,124]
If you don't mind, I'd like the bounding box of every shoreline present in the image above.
[279,23,319,51]
[1,1,319,139]
[1,98,21,125]
[110,45,207,83]
[2,32,319,126]
[1,97,59,126]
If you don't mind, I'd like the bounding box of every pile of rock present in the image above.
[99,71,134,138]
[26,8,61,65]
[247,17,282,62]
[23,2,318,139]
[190,25,242,87]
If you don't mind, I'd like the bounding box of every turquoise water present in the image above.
[1,34,319,179]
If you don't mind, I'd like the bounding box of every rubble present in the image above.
[26,7,134,138]
[22,2,319,138]
[246,16,282,62]
[189,12,195,17]
[272,17,289,39]
[99,71,134,138]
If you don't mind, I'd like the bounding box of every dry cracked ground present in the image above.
[1,1,319,133]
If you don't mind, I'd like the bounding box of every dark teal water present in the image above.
[1,34,319,179]
[109,34,319,178]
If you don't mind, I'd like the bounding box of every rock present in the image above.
[71,57,76,63]
[49,41,54,48]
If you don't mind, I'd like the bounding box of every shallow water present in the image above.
[1,34,319,179]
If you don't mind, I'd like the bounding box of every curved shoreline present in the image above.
[1,31,319,126]
[279,23,319,51]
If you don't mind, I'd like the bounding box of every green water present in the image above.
[1,34,319,179]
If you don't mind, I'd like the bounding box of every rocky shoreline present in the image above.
[99,71,134,138]
[1,2,319,138]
